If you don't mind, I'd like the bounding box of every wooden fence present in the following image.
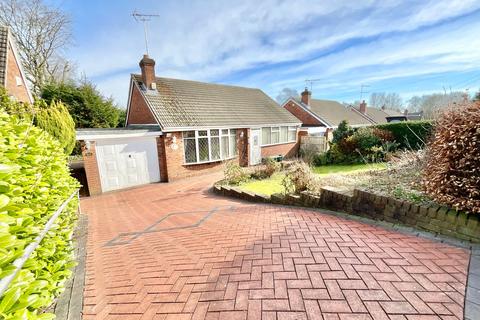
[300,135,328,153]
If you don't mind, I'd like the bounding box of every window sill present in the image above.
[261,141,296,147]
[183,156,238,166]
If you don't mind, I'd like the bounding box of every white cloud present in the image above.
[66,0,480,105]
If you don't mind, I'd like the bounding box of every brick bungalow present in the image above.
[282,88,402,136]
[77,55,302,195]
[0,26,33,103]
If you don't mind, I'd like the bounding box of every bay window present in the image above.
[261,126,297,146]
[183,129,238,164]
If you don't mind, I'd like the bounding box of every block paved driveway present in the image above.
[81,173,470,320]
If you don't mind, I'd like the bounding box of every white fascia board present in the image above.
[76,131,163,141]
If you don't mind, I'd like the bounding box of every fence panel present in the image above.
[300,135,328,153]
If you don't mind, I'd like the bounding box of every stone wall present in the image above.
[213,184,480,243]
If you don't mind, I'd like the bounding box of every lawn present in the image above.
[239,163,386,196]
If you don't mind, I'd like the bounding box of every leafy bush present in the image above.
[332,120,354,143]
[375,120,433,150]
[423,102,480,214]
[224,161,250,185]
[282,161,317,194]
[0,110,80,318]
[0,88,76,155]
[327,127,396,164]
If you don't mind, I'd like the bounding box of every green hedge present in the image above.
[375,120,434,150]
[0,110,79,319]
[0,88,76,155]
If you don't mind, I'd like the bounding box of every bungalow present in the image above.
[282,88,402,135]
[77,55,301,195]
[0,26,33,103]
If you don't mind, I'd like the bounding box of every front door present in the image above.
[249,128,262,165]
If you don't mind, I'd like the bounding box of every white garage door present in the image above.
[95,136,160,192]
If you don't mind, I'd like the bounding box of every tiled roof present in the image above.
[132,74,300,131]
[364,107,402,124]
[0,26,8,87]
[307,99,372,127]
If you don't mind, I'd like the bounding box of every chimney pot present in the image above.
[301,87,311,106]
[139,55,156,90]
[359,100,367,114]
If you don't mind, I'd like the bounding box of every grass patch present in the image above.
[312,162,387,175]
[238,163,387,196]
[239,172,285,196]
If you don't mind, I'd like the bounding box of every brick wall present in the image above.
[81,141,102,196]
[237,129,249,167]
[284,101,324,126]
[156,136,169,182]
[261,142,297,158]
[162,132,226,181]
[127,85,157,125]
[5,43,30,103]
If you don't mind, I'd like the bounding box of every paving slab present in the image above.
[80,172,470,319]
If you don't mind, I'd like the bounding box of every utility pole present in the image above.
[360,84,370,102]
[132,10,160,55]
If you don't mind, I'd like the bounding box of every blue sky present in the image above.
[56,0,480,108]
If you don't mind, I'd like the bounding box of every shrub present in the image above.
[375,120,434,150]
[224,161,250,185]
[282,161,317,194]
[332,120,353,143]
[0,111,80,318]
[0,88,76,155]
[251,158,280,180]
[423,102,480,214]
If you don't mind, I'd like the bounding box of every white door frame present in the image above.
[249,128,262,165]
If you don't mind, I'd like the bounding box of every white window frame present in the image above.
[261,125,297,146]
[183,129,237,165]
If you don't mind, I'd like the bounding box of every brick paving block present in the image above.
[318,300,351,313]
[80,174,470,320]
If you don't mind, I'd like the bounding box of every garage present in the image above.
[76,128,163,194]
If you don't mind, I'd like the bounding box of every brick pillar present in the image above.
[237,129,249,167]
[81,141,102,196]
[296,128,308,156]
[156,136,169,182]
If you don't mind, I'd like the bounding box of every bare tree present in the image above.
[407,91,465,119]
[369,92,403,111]
[0,0,72,94]
[276,88,299,103]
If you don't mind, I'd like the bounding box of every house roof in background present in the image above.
[0,26,8,86]
[307,99,372,127]
[132,74,301,131]
[364,107,402,124]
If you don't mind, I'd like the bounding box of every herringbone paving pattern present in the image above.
[81,173,470,319]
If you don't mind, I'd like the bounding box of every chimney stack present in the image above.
[301,87,311,106]
[139,54,156,90]
[359,100,367,114]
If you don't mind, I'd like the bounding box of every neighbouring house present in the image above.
[386,109,424,122]
[77,55,302,195]
[0,26,33,104]
[282,88,402,136]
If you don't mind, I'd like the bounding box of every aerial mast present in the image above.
[132,10,160,55]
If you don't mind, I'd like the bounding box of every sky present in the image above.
[56,0,480,108]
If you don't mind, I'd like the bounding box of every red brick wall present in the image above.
[81,141,102,196]
[127,85,157,125]
[237,129,249,167]
[284,101,324,126]
[261,142,298,158]
[5,43,30,103]
[156,136,169,182]
[162,132,225,181]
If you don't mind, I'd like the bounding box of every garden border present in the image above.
[213,183,480,320]
[213,184,480,243]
